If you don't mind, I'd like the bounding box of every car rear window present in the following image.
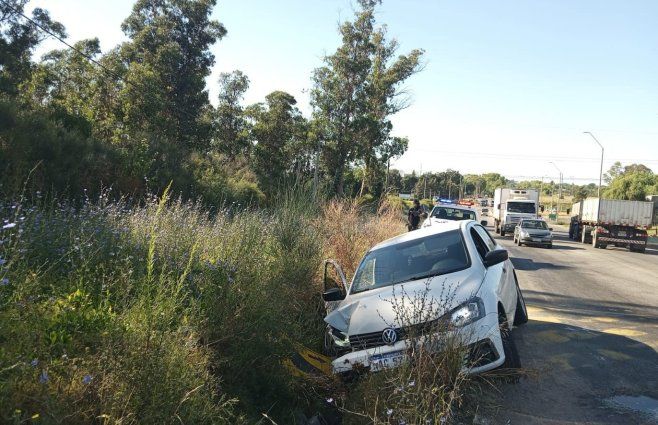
[521,220,548,229]
[430,206,476,221]
[350,230,470,294]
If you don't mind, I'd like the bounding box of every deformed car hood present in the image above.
[324,267,483,336]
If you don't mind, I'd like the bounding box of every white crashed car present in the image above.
[422,204,483,228]
[321,220,527,375]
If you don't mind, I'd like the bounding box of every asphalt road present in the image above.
[484,223,658,424]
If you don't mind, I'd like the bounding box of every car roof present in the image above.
[371,220,468,251]
[433,203,475,211]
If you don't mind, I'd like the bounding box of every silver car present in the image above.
[513,219,553,248]
[321,220,528,376]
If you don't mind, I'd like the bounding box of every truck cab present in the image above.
[493,189,540,236]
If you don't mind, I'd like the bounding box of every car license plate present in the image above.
[617,231,626,237]
[532,238,542,242]
[369,351,405,372]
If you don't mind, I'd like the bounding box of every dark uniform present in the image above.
[408,204,423,231]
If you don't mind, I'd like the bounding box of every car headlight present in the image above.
[520,231,529,237]
[450,299,485,327]
[329,326,350,347]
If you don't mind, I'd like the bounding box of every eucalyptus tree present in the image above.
[311,0,423,196]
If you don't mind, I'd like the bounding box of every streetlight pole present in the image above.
[584,132,605,222]
[549,161,563,211]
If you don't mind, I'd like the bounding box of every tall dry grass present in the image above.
[0,188,414,424]
[319,198,406,279]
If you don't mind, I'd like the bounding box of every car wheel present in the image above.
[499,311,521,370]
[513,282,528,326]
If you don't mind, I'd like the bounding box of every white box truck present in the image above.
[493,188,540,236]
[569,198,654,252]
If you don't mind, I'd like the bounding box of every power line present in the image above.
[410,148,658,164]
[1,0,200,123]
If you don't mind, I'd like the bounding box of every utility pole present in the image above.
[584,132,605,223]
[423,175,427,199]
[549,162,563,211]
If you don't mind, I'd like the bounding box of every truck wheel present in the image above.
[630,245,646,253]
[592,234,602,249]
[495,222,500,234]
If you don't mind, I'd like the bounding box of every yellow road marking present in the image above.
[597,349,632,361]
[588,316,618,324]
[527,306,563,324]
[602,328,646,338]
[535,330,570,343]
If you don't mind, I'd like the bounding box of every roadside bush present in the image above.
[0,189,415,423]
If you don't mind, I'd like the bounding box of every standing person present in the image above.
[408,199,423,231]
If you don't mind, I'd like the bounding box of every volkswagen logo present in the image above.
[381,328,398,345]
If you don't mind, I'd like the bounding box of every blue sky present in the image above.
[30,0,658,183]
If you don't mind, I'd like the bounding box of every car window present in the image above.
[469,227,490,260]
[473,225,497,251]
[507,202,536,214]
[430,206,476,221]
[350,230,470,294]
[520,220,548,230]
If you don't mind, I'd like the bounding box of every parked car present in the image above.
[421,203,484,227]
[513,219,553,248]
[321,220,528,376]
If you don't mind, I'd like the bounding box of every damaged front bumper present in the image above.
[331,313,505,375]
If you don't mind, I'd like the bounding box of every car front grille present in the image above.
[349,330,386,349]
[349,319,446,351]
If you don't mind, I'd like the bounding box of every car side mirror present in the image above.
[322,287,346,302]
[480,220,488,226]
[483,249,509,268]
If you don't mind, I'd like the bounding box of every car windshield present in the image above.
[350,230,470,294]
[507,202,536,214]
[521,220,548,230]
[430,206,476,221]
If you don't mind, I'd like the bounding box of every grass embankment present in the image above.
[6,190,467,423]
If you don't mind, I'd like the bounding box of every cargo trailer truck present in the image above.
[569,198,654,253]
[493,188,540,236]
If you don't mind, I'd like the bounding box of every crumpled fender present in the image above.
[324,300,361,332]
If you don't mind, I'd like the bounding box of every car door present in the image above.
[470,225,515,318]
[323,260,347,314]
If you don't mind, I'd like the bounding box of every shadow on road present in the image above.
[488,320,658,424]
[549,243,584,251]
[510,257,570,271]
[523,289,658,326]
